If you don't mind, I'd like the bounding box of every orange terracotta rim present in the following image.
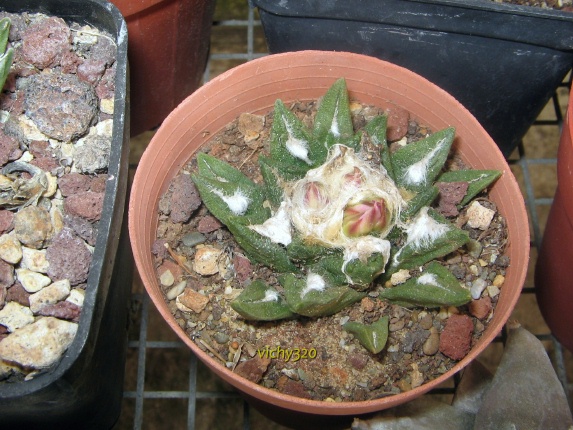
[129,50,529,415]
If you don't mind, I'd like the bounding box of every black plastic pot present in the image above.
[0,1,130,429]
[251,0,573,157]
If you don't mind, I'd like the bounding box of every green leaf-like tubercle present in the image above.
[390,208,469,273]
[437,169,502,207]
[231,280,294,321]
[269,99,325,179]
[392,127,455,192]
[0,18,13,93]
[316,251,388,290]
[379,261,471,308]
[227,217,297,273]
[259,156,284,210]
[281,273,365,317]
[343,317,389,354]
[192,153,269,224]
[313,78,360,151]
[365,114,396,182]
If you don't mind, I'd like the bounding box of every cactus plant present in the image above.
[0,17,13,93]
[191,78,500,353]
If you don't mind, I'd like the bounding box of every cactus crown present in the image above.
[191,78,501,354]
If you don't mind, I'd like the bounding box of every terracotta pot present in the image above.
[111,0,215,136]
[129,51,529,427]
[535,85,573,353]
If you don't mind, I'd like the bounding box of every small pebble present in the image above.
[182,232,206,247]
[493,274,505,288]
[16,268,52,293]
[486,284,500,298]
[21,247,49,273]
[213,332,229,344]
[423,327,440,356]
[0,301,35,331]
[166,280,187,300]
[193,245,222,276]
[159,269,175,287]
[470,278,488,300]
[466,201,496,230]
[0,234,22,265]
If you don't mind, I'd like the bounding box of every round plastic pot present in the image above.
[129,51,529,429]
[251,0,573,158]
[111,0,215,136]
[535,84,573,353]
[0,1,131,429]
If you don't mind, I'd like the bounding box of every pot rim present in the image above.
[129,50,529,415]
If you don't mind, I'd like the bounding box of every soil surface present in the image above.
[0,12,116,381]
[154,99,510,402]
[495,0,573,9]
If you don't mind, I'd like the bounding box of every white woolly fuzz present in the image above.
[403,137,447,186]
[330,104,340,137]
[417,273,439,286]
[285,121,312,165]
[405,207,450,250]
[301,272,327,298]
[249,202,292,246]
[212,188,250,216]
[258,289,280,303]
[285,144,404,248]
[341,237,391,283]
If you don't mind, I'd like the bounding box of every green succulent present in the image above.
[191,78,500,353]
[0,18,14,92]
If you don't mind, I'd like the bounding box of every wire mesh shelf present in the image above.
[118,3,573,428]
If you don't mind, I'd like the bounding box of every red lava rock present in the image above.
[439,314,474,360]
[280,380,312,399]
[46,228,92,285]
[5,283,30,307]
[77,59,107,85]
[58,173,92,196]
[436,181,469,217]
[151,239,169,259]
[60,50,83,74]
[76,35,116,83]
[234,356,271,384]
[469,296,493,320]
[24,70,98,141]
[90,174,108,193]
[64,191,105,222]
[197,215,223,234]
[0,129,20,166]
[31,156,59,174]
[37,301,81,323]
[95,64,116,100]
[0,210,14,234]
[0,260,14,286]
[169,174,201,223]
[349,353,369,370]
[384,105,410,142]
[64,214,98,246]
[0,283,5,309]
[21,17,71,69]
[232,254,252,283]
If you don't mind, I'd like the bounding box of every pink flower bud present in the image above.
[304,182,329,209]
[344,167,363,186]
[342,199,388,237]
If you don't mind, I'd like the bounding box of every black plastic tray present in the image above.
[252,0,573,157]
[0,1,130,428]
